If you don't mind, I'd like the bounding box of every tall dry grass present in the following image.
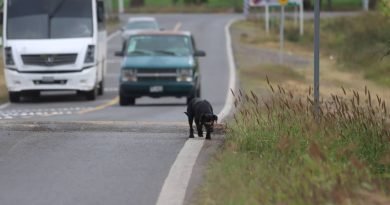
[199,78,390,205]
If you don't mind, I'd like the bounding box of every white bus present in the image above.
[1,0,107,102]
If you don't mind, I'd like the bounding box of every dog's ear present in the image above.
[213,115,218,122]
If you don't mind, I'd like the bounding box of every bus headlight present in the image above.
[5,47,15,65]
[84,45,95,63]
[121,70,137,82]
[177,69,193,82]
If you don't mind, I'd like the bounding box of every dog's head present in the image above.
[201,114,218,132]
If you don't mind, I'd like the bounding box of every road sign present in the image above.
[279,0,288,6]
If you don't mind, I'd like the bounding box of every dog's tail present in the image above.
[184,112,189,117]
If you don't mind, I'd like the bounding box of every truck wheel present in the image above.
[85,87,97,101]
[9,92,21,103]
[120,95,135,106]
[196,87,201,98]
[129,97,136,105]
[98,80,104,96]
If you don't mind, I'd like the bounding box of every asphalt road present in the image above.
[0,14,237,205]
[0,14,235,122]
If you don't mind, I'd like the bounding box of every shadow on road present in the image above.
[18,92,90,104]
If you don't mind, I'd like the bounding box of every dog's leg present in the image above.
[205,131,211,140]
[195,119,203,137]
[188,116,194,138]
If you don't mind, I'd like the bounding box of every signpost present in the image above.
[248,0,304,36]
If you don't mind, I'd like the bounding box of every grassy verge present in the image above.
[106,17,121,34]
[244,13,390,87]
[196,13,390,205]
[198,82,390,205]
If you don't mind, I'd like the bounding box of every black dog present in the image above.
[185,98,218,140]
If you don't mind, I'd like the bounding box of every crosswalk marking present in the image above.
[0,107,94,120]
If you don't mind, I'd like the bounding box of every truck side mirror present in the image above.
[194,50,206,57]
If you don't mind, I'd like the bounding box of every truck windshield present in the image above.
[7,0,93,39]
[126,35,194,56]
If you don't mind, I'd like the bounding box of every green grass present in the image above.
[198,83,390,205]
[286,13,390,87]
[242,13,390,87]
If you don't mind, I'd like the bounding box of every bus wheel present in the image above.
[85,87,97,101]
[9,92,21,103]
[98,80,104,96]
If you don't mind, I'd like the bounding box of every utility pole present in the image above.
[314,0,320,120]
[119,0,124,13]
[279,5,285,64]
[278,0,288,64]
[243,0,249,18]
[105,0,113,19]
[363,0,369,11]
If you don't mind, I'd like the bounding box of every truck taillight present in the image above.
[84,45,95,63]
[5,47,15,65]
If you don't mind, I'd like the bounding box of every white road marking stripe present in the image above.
[0,106,95,120]
[107,59,122,64]
[108,30,121,41]
[0,103,10,110]
[156,18,239,205]
[217,18,240,123]
[155,139,204,205]
[105,88,119,92]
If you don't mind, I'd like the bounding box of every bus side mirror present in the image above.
[0,12,3,25]
[115,51,124,57]
[97,1,105,23]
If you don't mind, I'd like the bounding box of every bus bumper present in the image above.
[4,67,97,92]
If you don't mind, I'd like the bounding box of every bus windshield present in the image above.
[7,0,93,39]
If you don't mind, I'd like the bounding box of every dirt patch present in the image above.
[0,57,7,103]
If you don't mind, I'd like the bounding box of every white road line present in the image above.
[0,103,10,110]
[108,30,121,41]
[155,139,204,205]
[156,18,239,205]
[217,18,239,123]
[0,106,95,120]
[107,59,122,64]
[105,87,119,92]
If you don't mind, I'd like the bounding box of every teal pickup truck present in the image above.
[115,31,206,106]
